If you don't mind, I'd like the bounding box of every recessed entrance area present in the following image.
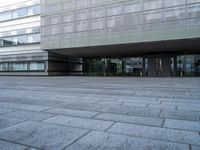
[83,55,200,77]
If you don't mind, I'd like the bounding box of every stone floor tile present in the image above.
[164,119,200,132]
[65,131,189,150]
[108,122,200,145]
[0,116,27,129]
[95,113,164,127]
[0,140,27,150]
[44,108,99,118]
[44,115,114,131]
[2,110,54,121]
[0,121,88,150]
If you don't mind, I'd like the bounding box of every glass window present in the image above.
[28,34,40,43]
[28,5,40,15]
[0,11,12,21]
[13,8,28,18]
[13,35,28,44]
[13,62,28,71]
[30,62,45,70]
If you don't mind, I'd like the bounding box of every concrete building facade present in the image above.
[1,0,200,76]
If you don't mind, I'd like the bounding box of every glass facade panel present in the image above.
[29,5,40,15]
[30,62,45,70]
[13,8,28,18]
[28,34,40,43]
[0,11,12,22]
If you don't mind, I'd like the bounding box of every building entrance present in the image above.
[83,55,200,77]
[146,56,172,77]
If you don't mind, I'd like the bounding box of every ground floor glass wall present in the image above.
[83,55,200,77]
[0,61,45,71]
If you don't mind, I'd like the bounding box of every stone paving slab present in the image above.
[56,102,106,111]
[0,107,15,115]
[164,119,200,132]
[0,102,50,112]
[108,122,200,145]
[100,104,142,115]
[44,108,99,118]
[192,145,200,150]
[160,109,200,121]
[0,77,200,149]
[44,115,114,131]
[0,140,27,150]
[0,121,88,150]
[2,110,54,121]
[0,116,27,129]
[65,131,189,150]
[95,113,164,127]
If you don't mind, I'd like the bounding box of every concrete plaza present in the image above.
[0,77,200,150]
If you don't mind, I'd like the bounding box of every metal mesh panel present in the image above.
[163,20,186,40]
[163,6,186,21]
[187,18,200,38]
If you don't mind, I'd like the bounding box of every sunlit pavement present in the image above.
[0,77,200,150]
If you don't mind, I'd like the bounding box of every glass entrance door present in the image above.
[155,58,162,76]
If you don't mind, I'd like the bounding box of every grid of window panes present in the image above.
[0,27,40,47]
[41,0,200,49]
[0,61,45,71]
[0,5,40,22]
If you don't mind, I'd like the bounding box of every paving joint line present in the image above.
[61,130,92,150]
[0,138,43,150]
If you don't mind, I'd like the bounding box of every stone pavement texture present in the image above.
[0,77,199,150]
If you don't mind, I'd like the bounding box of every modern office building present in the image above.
[1,0,200,76]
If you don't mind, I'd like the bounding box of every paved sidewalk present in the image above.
[0,77,200,150]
